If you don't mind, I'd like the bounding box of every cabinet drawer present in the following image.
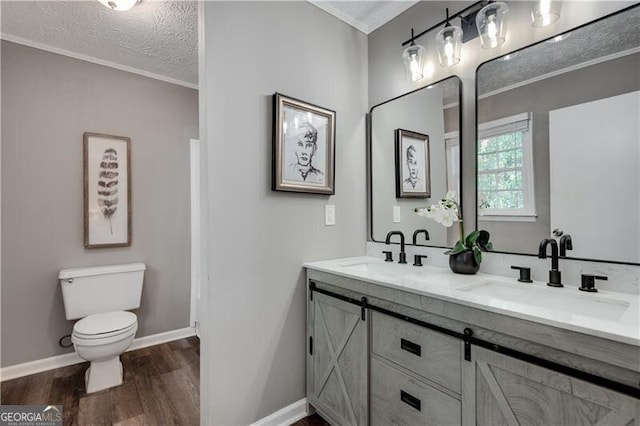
[371,311,461,393]
[371,357,461,426]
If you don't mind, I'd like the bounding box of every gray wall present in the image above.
[478,52,640,254]
[1,41,198,367]
[200,2,367,424]
[368,0,634,239]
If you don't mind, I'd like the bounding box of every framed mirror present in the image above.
[476,4,640,264]
[370,76,462,247]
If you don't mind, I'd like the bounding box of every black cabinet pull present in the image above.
[400,338,422,357]
[400,390,421,411]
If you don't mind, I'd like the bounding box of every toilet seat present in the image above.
[73,311,137,343]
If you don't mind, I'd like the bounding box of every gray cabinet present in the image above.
[463,345,640,426]
[306,272,640,426]
[371,357,461,426]
[370,311,463,425]
[307,291,368,426]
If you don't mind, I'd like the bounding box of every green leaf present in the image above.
[446,240,468,256]
[476,230,492,251]
[465,230,480,247]
[473,246,482,265]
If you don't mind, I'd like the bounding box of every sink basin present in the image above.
[339,261,402,277]
[339,261,447,280]
[458,281,630,321]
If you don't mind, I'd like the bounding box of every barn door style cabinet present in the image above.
[306,288,368,426]
[305,268,640,426]
[465,346,639,425]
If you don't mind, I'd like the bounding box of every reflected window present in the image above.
[445,132,460,195]
[478,113,536,218]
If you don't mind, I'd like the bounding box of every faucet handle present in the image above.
[382,251,393,262]
[579,274,607,293]
[413,254,428,267]
[510,266,532,283]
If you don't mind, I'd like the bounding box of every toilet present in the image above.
[59,263,146,394]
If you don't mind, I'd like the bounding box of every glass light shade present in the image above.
[531,0,561,27]
[476,2,509,49]
[436,25,463,67]
[402,43,426,82]
[98,0,138,11]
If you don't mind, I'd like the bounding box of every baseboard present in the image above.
[250,398,308,426]
[0,326,196,382]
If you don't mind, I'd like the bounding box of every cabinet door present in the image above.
[463,346,640,426]
[308,291,368,426]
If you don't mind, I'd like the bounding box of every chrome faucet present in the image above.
[412,229,430,245]
[385,231,407,264]
[538,238,562,287]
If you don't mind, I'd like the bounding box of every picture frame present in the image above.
[84,132,131,248]
[272,93,336,194]
[395,128,430,198]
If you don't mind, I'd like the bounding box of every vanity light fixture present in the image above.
[531,0,561,28]
[436,8,463,67]
[400,1,509,79]
[476,2,509,49]
[402,29,426,82]
[98,0,139,11]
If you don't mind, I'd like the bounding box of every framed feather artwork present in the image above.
[83,132,131,248]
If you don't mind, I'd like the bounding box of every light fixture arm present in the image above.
[400,1,486,47]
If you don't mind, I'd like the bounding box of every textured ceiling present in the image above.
[477,5,640,96]
[0,1,413,87]
[309,1,420,34]
[1,0,198,87]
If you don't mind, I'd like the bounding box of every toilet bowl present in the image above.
[59,262,145,393]
[72,311,138,393]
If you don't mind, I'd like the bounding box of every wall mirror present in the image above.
[370,76,461,247]
[476,4,639,264]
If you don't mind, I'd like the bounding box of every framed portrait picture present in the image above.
[395,129,430,198]
[84,132,131,248]
[272,93,336,194]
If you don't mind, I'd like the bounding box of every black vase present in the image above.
[449,251,479,275]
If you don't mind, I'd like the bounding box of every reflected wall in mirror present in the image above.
[476,4,640,264]
[370,76,461,247]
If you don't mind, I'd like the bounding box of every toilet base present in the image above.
[85,357,123,393]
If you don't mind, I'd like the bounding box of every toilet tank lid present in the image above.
[59,263,146,279]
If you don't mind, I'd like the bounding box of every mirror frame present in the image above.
[474,3,640,266]
[368,75,463,248]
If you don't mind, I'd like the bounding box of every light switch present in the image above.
[325,205,336,226]
[393,206,401,223]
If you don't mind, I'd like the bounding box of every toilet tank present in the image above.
[59,263,146,320]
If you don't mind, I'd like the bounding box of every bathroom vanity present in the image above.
[305,257,640,425]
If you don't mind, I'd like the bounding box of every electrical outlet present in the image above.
[325,205,336,226]
[393,206,401,223]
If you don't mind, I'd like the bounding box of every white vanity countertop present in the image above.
[304,256,640,347]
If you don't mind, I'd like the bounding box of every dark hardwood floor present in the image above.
[1,336,199,426]
[291,413,330,426]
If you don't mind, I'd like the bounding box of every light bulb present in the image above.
[98,0,138,11]
[540,0,551,26]
[477,2,508,49]
[486,15,498,48]
[444,37,454,66]
[402,43,425,82]
[531,0,560,27]
[409,54,422,82]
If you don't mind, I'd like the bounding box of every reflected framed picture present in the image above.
[84,132,131,248]
[395,128,430,198]
[272,93,336,194]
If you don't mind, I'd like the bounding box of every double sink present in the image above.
[312,257,639,345]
